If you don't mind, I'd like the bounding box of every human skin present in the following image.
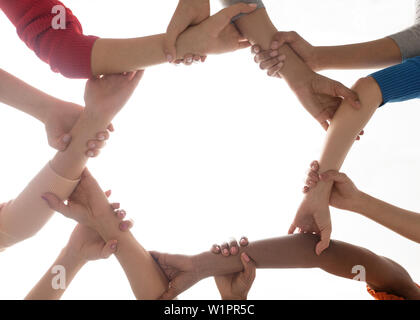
[253,32,402,75]
[0,68,110,152]
[91,3,256,75]
[151,233,420,300]
[304,162,420,244]
[289,76,383,255]
[43,169,168,300]
[231,8,361,132]
[0,72,142,248]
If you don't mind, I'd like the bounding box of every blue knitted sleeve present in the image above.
[370,56,420,106]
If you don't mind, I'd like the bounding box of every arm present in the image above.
[153,234,420,300]
[26,222,123,300]
[0,68,110,151]
[0,72,142,248]
[43,169,169,300]
[0,0,254,78]
[304,164,420,244]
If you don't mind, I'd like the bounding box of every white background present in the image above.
[0,0,419,300]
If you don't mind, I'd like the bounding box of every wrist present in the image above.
[311,47,324,71]
[192,252,212,281]
[61,245,88,267]
[350,191,370,214]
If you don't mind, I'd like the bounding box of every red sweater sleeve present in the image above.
[0,0,99,78]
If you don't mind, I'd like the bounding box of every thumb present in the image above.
[315,227,331,256]
[213,3,257,33]
[288,223,297,235]
[101,240,118,259]
[333,82,361,109]
[165,7,193,62]
[42,192,71,217]
[240,253,256,284]
[319,170,347,184]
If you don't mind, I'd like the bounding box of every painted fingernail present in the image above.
[186,57,193,63]
[167,54,173,62]
[242,253,250,262]
[223,249,229,255]
[231,246,238,254]
[62,134,71,143]
[253,47,260,53]
[98,135,105,141]
[270,50,279,57]
[118,210,126,218]
[87,151,94,157]
[110,243,117,250]
[240,238,247,245]
[89,142,96,148]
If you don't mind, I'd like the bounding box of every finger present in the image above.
[200,56,207,63]
[115,209,126,220]
[96,131,110,141]
[254,50,277,63]
[105,190,112,198]
[41,193,72,217]
[119,219,133,232]
[260,55,283,70]
[229,238,239,256]
[288,223,297,235]
[320,120,329,131]
[86,149,100,158]
[165,3,194,62]
[310,161,320,172]
[193,55,201,63]
[213,3,257,33]
[211,244,221,254]
[267,62,284,77]
[101,240,118,259]
[111,202,120,210]
[251,45,261,54]
[319,170,347,183]
[220,242,230,257]
[240,253,256,283]
[239,236,249,247]
[237,40,252,50]
[302,185,310,193]
[182,54,194,66]
[315,227,332,256]
[107,123,114,132]
[86,139,106,151]
[333,82,361,109]
[56,134,72,151]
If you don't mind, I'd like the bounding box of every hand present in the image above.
[211,237,249,257]
[177,3,257,57]
[214,253,256,300]
[303,161,362,211]
[42,169,133,233]
[149,251,200,300]
[292,71,363,133]
[289,192,332,256]
[211,237,255,300]
[84,71,144,120]
[65,224,118,262]
[165,0,210,64]
[252,31,319,75]
[44,101,113,155]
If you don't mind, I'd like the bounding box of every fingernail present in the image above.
[110,243,117,250]
[167,54,173,62]
[249,3,257,7]
[118,210,126,218]
[87,151,94,157]
[186,57,193,63]
[89,142,96,148]
[231,246,238,254]
[223,249,229,255]
[270,50,279,57]
[253,47,260,53]
[271,41,279,50]
[242,253,250,262]
[62,134,71,143]
[98,135,105,141]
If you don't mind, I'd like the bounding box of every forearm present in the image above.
[93,215,168,300]
[315,38,402,70]
[196,234,418,298]
[91,32,202,76]
[0,107,103,247]
[355,192,420,244]
[25,247,85,300]
[232,8,314,89]
[0,69,58,122]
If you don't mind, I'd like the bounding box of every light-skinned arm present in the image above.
[42,169,169,300]
[0,72,142,249]
[304,162,420,244]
